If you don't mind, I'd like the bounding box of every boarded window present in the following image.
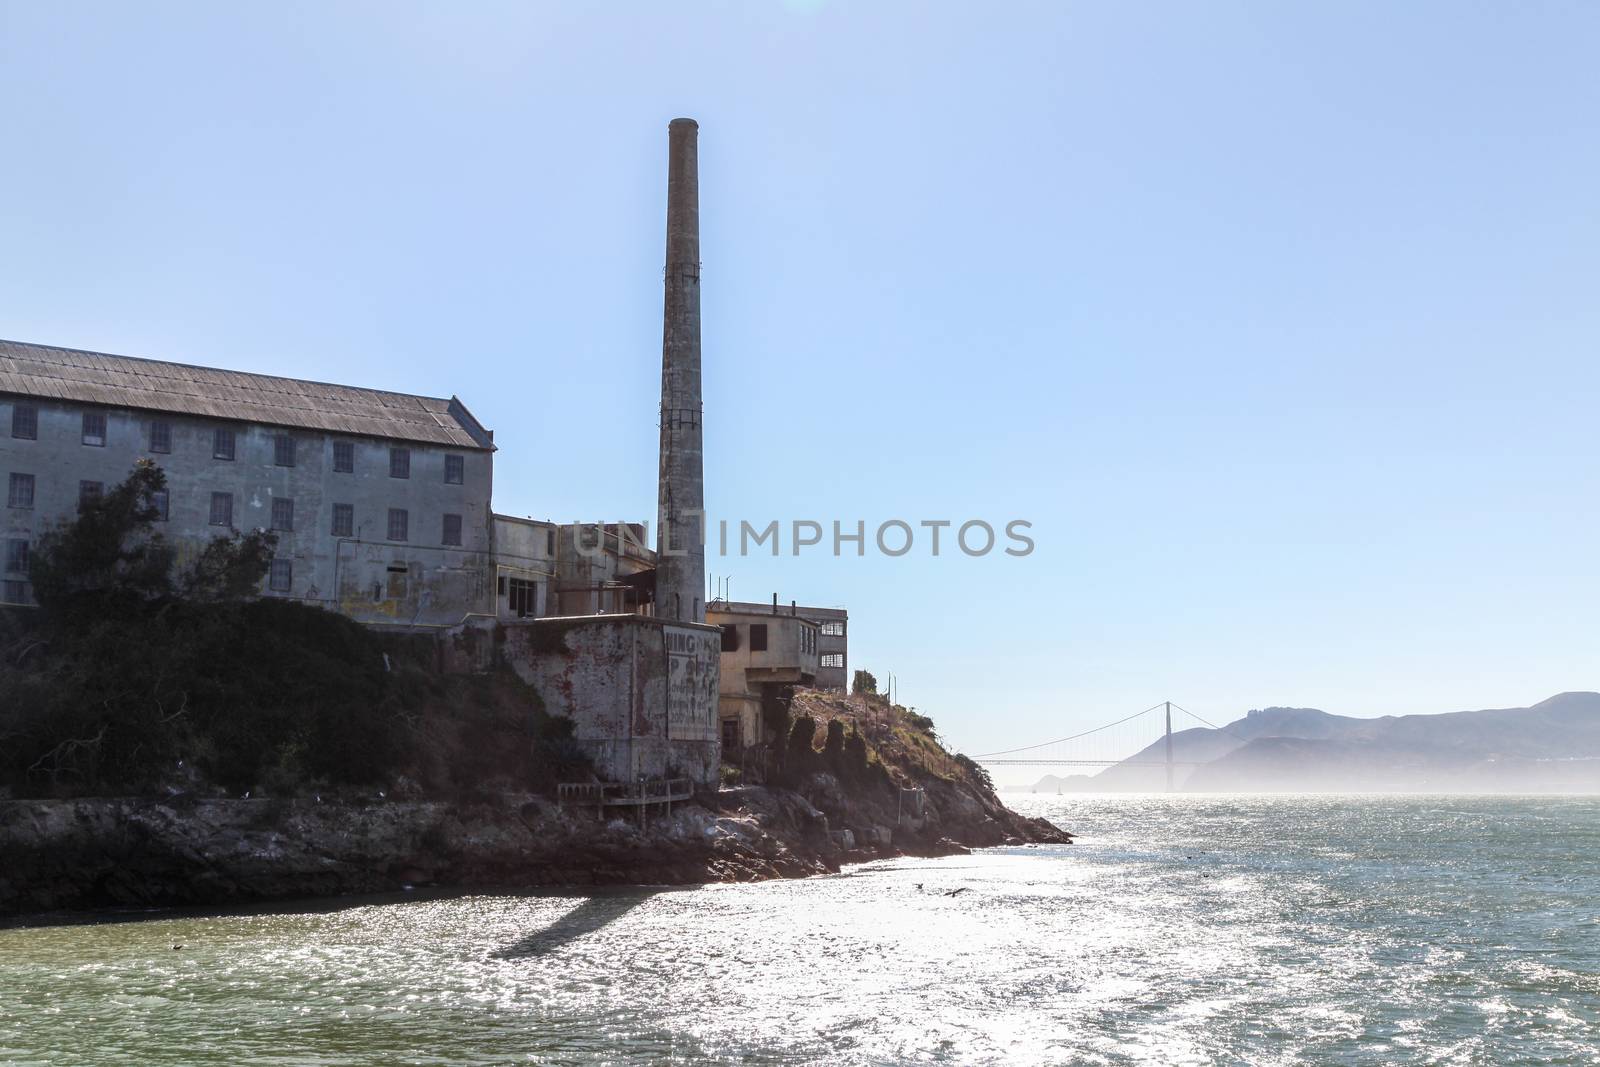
[331,503,353,537]
[273,434,296,467]
[81,412,106,447]
[821,620,845,637]
[213,427,236,460]
[441,513,462,546]
[720,624,740,652]
[508,577,537,618]
[271,497,295,531]
[387,508,408,542]
[333,440,354,473]
[821,653,844,668]
[389,448,410,479]
[268,559,292,593]
[149,420,172,454]
[750,624,768,652]
[4,539,28,574]
[444,454,464,484]
[151,489,169,521]
[209,492,233,527]
[10,405,36,440]
[386,563,409,599]
[7,473,34,509]
[78,481,103,510]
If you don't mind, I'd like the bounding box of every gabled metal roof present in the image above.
[0,339,494,450]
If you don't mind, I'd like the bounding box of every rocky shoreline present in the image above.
[0,771,1070,921]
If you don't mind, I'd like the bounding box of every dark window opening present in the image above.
[149,420,172,454]
[1,580,27,605]
[273,434,296,467]
[81,412,106,447]
[387,508,408,541]
[331,503,353,538]
[151,489,169,521]
[389,448,410,479]
[720,624,740,652]
[750,624,768,652]
[444,454,464,484]
[721,718,742,750]
[10,405,36,440]
[268,559,292,593]
[271,497,295,531]
[209,492,233,527]
[7,473,35,509]
[213,428,235,461]
[4,539,28,575]
[442,513,462,546]
[333,440,354,473]
[78,480,103,510]
[508,577,538,618]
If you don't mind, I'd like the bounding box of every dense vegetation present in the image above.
[0,463,585,798]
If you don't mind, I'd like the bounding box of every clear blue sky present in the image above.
[3,2,1597,773]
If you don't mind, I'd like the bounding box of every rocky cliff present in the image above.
[1,690,1067,919]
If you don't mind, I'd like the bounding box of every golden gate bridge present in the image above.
[971,701,1229,791]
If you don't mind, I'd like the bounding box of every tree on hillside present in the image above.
[851,669,878,697]
[27,461,276,608]
[27,460,174,607]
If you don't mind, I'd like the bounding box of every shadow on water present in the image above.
[492,889,662,960]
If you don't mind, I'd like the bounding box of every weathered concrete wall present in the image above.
[496,615,721,786]
[707,607,820,687]
[491,514,556,619]
[1,396,494,627]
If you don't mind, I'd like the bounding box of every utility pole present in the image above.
[1164,700,1174,793]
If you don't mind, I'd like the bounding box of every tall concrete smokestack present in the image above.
[656,117,705,622]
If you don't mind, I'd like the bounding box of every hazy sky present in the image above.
[3,1,1597,773]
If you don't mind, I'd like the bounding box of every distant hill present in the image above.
[1031,693,1600,793]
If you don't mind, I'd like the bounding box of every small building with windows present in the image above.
[712,599,848,691]
[707,599,822,752]
[1,339,497,626]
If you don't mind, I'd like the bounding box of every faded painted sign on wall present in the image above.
[664,624,720,742]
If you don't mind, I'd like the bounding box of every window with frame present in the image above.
[268,559,292,593]
[209,492,233,527]
[151,489,169,521]
[750,624,768,652]
[444,454,464,484]
[273,434,296,467]
[821,620,846,637]
[441,513,462,546]
[271,497,295,531]
[389,448,410,479]
[821,653,845,668]
[213,427,236,460]
[1,580,26,605]
[7,473,34,509]
[149,420,172,454]
[4,539,27,574]
[333,440,354,473]
[11,405,37,440]
[78,481,103,509]
[387,508,408,541]
[331,503,354,537]
[507,577,538,618]
[81,412,107,447]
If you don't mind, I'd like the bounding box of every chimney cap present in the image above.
[669,117,699,130]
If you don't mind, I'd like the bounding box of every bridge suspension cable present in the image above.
[970,703,1168,759]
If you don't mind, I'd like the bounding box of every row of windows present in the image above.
[6,472,466,546]
[7,405,467,484]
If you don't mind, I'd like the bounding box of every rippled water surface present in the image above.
[4,795,1599,1065]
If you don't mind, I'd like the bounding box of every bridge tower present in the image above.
[1165,700,1174,792]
